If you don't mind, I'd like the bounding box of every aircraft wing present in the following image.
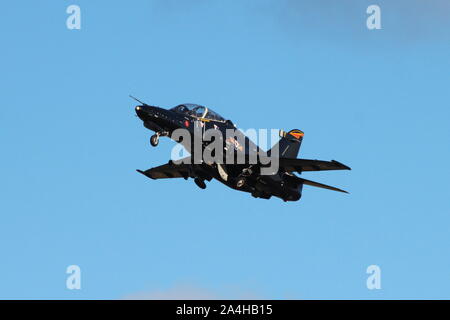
[137,157,192,180]
[279,158,351,173]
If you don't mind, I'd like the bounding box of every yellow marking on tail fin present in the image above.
[289,130,304,140]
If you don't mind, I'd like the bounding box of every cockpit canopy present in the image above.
[170,104,225,122]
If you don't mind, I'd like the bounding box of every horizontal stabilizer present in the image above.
[278,158,351,173]
[300,178,349,193]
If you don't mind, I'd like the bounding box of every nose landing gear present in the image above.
[150,131,169,147]
[150,134,159,147]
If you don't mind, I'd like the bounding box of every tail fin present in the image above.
[269,129,304,158]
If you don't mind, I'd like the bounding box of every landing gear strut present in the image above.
[150,131,169,147]
[150,134,159,147]
[194,178,206,189]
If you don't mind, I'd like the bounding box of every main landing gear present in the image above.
[235,177,246,188]
[235,167,252,188]
[194,178,206,189]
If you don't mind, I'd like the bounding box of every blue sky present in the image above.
[1,0,450,299]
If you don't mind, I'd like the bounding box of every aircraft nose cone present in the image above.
[135,105,163,121]
[135,105,148,119]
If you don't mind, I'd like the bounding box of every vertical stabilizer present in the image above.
[269,129,304,158]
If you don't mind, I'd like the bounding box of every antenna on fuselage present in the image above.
[129,95,149,106]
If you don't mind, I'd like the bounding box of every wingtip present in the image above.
[334,187,349,194]
[136,169,156,180]
[331,160,351,170]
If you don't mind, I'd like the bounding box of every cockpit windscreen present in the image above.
[171,104,225,122]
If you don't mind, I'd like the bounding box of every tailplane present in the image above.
[284,174,348,194]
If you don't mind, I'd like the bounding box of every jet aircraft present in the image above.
[133,97,350,201]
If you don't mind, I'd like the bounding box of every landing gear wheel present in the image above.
[236,177,246,188]
[194,178,206,189]
[150,134,159,147]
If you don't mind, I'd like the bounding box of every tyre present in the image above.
[236,177,246,188]
[150,134,159,147]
